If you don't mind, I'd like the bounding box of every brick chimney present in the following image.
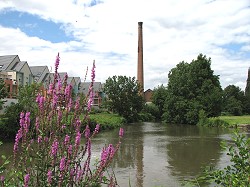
[137,22,144,96]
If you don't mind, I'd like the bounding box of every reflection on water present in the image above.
[91,122,236,187]
[1,122,249,187]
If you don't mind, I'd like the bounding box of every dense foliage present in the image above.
[103,75,144,122]
[194,131,250,186]
[163,54,223,125]
[222,85,245,116]
[0,54,123,186]
[152,85,167,119]
[0,79,7,110]
[0,84,41,139]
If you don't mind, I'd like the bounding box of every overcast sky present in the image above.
[0,0,249,91]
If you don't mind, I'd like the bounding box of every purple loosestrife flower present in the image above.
[55,53,60,75]
[85,125,90,138]
[101,147,108,164]
[23,112,30,134]
[50,139,59,157]
[65,84,72,100]
[74,131,81,148]
[87,88,94,112]
[52,93,58,108]
[36,94,45,110]
[91,61,96,82]
[64,135,70,145]
[108,144,115,157]
[60,156,66,171]
[67,98,72,112]
[0,175,4,181]
[19,112,25,128]
[77,169,83,182]
[48,83,53,95]
[74,98,80,111]
[47,170,52,184]
[119,128,124,137]
[68,144,73,155]
[57,109,62,124]
[37,136,42,144]
[13,127,23,159]
[24,174,30,187]
[57,79,62,91]
[94,124,100,134]
[74,119,81,131]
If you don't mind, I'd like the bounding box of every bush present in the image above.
[143,103,160,120]
[194,131,250,186]
[0,54,124,186]
[197,110,229,127]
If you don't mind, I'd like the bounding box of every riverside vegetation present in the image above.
[1,53,250,186]
[0,53,124,186]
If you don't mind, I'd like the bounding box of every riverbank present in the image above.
[88,112,125,130]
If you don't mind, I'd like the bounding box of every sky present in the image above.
[0,0,249,91]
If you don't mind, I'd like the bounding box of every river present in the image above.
[1,122,249,187]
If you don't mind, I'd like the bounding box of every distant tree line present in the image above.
[152,54,250,125]
[1,53,250,139]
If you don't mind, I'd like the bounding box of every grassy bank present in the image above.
[88,112,125,130]
[198,111,250,127]
[217,115,250,126]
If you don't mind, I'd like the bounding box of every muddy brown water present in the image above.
[1,122,249,187]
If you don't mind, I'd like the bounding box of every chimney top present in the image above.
[138,22,143,26]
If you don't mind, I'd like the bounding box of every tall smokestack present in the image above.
[137,22,144,96]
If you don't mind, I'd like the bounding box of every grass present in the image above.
[88,112,125,130]
[218,115,250,126]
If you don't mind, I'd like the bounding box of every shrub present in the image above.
[0,54,124,186]
[195,131,250,186]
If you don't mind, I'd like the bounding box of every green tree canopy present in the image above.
[103,76,144,122]
[1,83,41,138]
[0,79,7,110]
[222,85,245,115]
[163,54,223,125]
[152,84,168,118]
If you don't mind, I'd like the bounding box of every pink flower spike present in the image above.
[24,174,30,187]
[0,175,4,181]
[60,156,66,171]
[119,128,124,137]
[55,53,60,74]
[94,124,100,134]
[47,170,52,184]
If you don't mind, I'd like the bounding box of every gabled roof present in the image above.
[74,77,81,84]
[30,66,49,82]
[12,61,26,71]
[67,77,75,85]
[0,55,18,71]
[30,66,47,77]
[79,82,102,95]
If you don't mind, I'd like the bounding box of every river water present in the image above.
[1,122,249,187]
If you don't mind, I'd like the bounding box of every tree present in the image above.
[163,54,223,125]
[17,83,41,112]
[0,79,7,110]
[152,84,168,118]
[222,85,245,115]
[1,83,41,138]
[103,76,144,122]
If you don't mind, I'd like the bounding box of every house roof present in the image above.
[0,55,18,71]
[74,77,81,84]
[12,61,26,71]
[79,82,102,95]
[30,66,47,77]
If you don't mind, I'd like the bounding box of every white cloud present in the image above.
[0,0,250,90]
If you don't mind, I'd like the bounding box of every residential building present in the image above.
[79,82,103,107]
